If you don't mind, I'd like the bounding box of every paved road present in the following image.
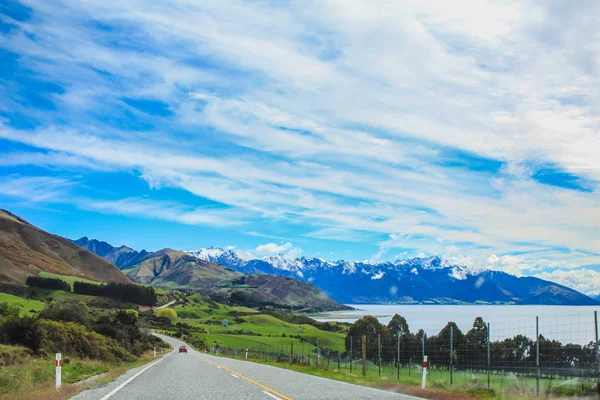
[155,300,177,310]
[71,334,422,400]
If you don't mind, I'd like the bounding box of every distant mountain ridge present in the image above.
[73,239,344,310]
[0,210,129,285]
[186,247,599,306]
[74,237,149,269]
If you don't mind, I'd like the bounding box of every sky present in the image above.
[1,0,599,295]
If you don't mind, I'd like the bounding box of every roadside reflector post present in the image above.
[55,353,62,390]
[245,348,248,359]
[154,347,156,357]
[421,355,428,389]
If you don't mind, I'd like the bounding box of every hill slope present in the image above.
[0,210,130,285]
[121,248,343,310]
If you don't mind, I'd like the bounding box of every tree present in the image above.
[387,314,409,337]
[465,317,488,368]
[345,315,390,361]
[427,322,465,367]
[156,308,177,319]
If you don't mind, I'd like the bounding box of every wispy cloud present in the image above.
[0,0,599,280]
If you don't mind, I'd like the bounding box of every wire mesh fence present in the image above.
[200,310,600,397]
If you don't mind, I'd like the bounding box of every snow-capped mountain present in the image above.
[184,248,598,305]
[73,236,600,306]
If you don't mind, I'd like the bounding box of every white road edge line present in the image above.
[262,391,283,400]
[98,353,171,400]
[230,373,239,378]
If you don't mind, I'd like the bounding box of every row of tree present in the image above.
[25,276,70,292]
[345,314,599,372]
[74,281,157,306]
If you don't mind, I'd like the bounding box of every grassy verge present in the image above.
[0,349,167,400]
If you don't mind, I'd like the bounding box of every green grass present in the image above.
[0,293,46,315]
[38,272,101,290]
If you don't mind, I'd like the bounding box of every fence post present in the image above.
[317,338,320,366]
[397,334,400,379]
[338,337,341,371]
[350,336,353,373]
[55,353,62,390]
[378,333,381,377]
[421,332,425,364]
[362,335,367,377]
[595,311,599,396]
[536,316,540,397]
[450,325,454,386]
[487,323,491,390]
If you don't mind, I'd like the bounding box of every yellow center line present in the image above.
[196,354,293,400]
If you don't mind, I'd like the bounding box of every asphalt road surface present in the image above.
[71,333,423,400]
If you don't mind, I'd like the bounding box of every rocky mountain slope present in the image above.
[74,237,149,269]
[0,210,129,285]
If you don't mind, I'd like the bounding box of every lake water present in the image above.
[314,304,600,345]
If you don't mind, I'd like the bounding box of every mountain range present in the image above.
[72,237,599,305]
[186,247,599,305]
[71,238,343,310]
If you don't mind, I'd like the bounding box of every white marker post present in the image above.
[421,355,428,389]
[55,353,62,390]
[154,347,156,357]
[245,348,249,359]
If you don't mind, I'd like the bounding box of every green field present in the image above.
[38,271,102,289]
[0,293,46,316]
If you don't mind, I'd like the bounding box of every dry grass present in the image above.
[0,350,159,400]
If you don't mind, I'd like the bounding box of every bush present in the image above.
[25,276,70,292]
[156,308,177,319]
[0,302,21,318]
[38,319,132,361]
[0,316,43,352]
[39,301,89,326]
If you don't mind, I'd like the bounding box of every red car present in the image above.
[179,346,188,353]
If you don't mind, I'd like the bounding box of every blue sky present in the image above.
[1,0,599,294]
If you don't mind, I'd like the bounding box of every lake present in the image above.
[314,304,600,345]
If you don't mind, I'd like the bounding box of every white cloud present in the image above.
[0,0,599,276]
[536,269,600,297]
[255,242,293,255]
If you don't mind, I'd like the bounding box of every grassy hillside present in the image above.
[0,210,130,285]
[38,271,102,289]
[0,293,45,316]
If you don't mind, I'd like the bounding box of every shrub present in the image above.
[0,302,21,318]
[156,308,177,319]
[38,319,132,361]
[39,301,89,326]
[0,316,43,352]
